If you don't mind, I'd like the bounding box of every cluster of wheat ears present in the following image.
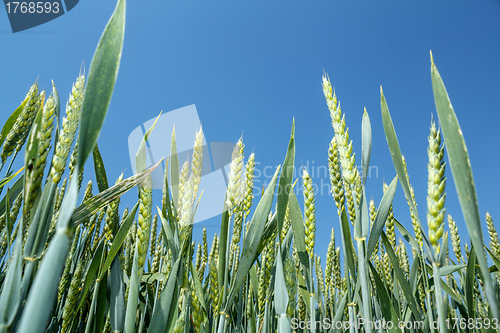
[0,1,499,332]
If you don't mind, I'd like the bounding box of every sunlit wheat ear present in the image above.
[226,138,244,212]
[281,203,291,244]
[302,169,316,258]
[382,251,393,289]
[1,83,38,164]
[166,246,173,273]
[243,152,255,217]
[151,233,161,274]
[402,156,423,252]
[258,235,276,318]
[486,213,500,258]
[50,178,67,230]
[208,234,219,312]
[137,185,152,271]
[149,214,158,270]
[323,75,359,224]
[190,278,204,328]
[177,159,190,221]
[383,182,396,249]
[325,228,335,292]
[328,137,345,215]
[333,247,341,291]
[258,248,269,318]
[61,258,84,333]
[57,225,81,304]
[297,293,306,322]
[200,227,208,278]
[448,214,463,264]
[191,127,204,190]
[27,92,55,211]
[397,239,409,278]
[229,209,243,270]
[50,74,85,184]
[179,175,195,228]
[464,243,470,262]
[173,290,188,333]
[315,255,325,298]
[0,192,22,235]
[426,120,446,256]
[195,242,202,272]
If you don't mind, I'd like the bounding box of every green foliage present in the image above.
[0,1,498,332]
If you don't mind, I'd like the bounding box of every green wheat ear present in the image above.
[27,92,55,211]
[50,74,85,184]
[243,152,255,217]
[137,186,152,270]
[226,138,244,212]
[323,74,359,224]
[426,119,446,255]
[328,137,345,215]
[1,83,39,164]
[302,168,316,258]
[383,181,396,249]
[448,214,463,264]
[486,213,500,258]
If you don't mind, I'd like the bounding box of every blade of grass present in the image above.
[486,247,500,273]
[169,127,179,209]
[224,166,280,312]
[361,108,372,186]
[394,218,420,254]
[23,101,44,220]
[74,240,105,317]
[0,168,24,190]
[124,245,140,333]
[339,208,356,281]
[277,119,295,242]
[0,93,29,149]
[430,52,498,318]
[17,173,79,333]
[77,0,126,170]
[366,176,397,258]
[110,257,125,332]
[432,262,448,332]
[355,189,372,333]
[369,262,400,333]
[51,81,60,147]
[275,244,290,333]
[381,232,422,319]
[98,202,138,279]
[147,256,182,333]
[288,187,311,288]
[4,189,11,258]
[465,246,476,318]
[0,176,23,217]
[0,220,22,329]
[92,144,109,192]
[380,87,435,262]
[71,160,161,226]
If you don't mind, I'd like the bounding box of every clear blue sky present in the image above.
[1,0,499,260]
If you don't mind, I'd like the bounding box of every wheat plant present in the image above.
[0,1,499,332]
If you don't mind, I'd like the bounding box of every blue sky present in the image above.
[1,0,499,260]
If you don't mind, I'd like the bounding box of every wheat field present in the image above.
[0,1,499,332]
